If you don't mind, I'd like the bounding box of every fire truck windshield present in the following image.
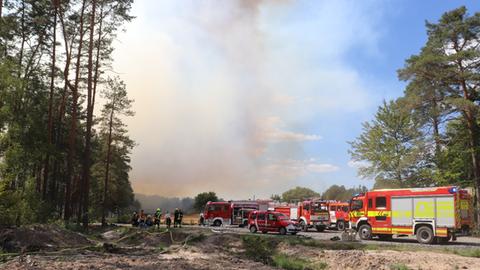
[277,213,289,220]
[351,199,363,210]
[312,202,328,213]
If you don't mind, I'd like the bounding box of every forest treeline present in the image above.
[0,0,137,227]
[349,7,480,215]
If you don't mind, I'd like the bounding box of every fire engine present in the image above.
[328,201,349,230]
[274,199,330,232]
[349,186,473,244]
[204,201,265,227]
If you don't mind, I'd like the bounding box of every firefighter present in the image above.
[174,208,180,228]
[199,212,205,226]
[139,209,146,228]
[146,215,154,227]
[131,211,139,227]
[154,208,162,229]
[165,211,172,229]
[178,209,183,228]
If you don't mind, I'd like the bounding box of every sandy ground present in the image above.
[1,225,480,270]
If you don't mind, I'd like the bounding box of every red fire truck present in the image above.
[349,186,473,244]
[204,201,261,227]
[274,199,330,232]
[328,202,349,230]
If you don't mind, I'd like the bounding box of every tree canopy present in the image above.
[281,186,320,202]
[193,192,219,212]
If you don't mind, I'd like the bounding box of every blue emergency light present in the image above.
[448,187,458,194]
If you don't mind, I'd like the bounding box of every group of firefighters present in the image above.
[131,208,184,228]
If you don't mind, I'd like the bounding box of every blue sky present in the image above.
[112,0,480,199]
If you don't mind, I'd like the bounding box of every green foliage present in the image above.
[350,99,433,187]
[272,253,309,270]
[389,264,411,270]
[321,185,367,201]
[193,192,219,212]
[282,186,320,202]
[241,235,278,264]
[452,248,480,258]
[0,0,135,226]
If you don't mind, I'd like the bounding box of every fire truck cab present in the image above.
[349,186,473,244]
[298,199,330,232]
[328,202,349,230]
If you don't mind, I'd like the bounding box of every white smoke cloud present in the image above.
[112,0,386,198]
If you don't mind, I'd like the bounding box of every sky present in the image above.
[111,0,480,200]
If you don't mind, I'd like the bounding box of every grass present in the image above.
[272,253,328,270]
[272,254,309,270]
[451,248,480,258]
[389,263,411,270]
[241,235,278,264]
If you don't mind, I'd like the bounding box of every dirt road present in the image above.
[209,225,480,249]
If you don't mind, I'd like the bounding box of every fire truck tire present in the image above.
[299,220,308,232]
[249,225,257,233]
[337,221,345,231]
[416,226,434,244]
[279,227,287,235]
[316,225,325,232]
[213,220,222,227]
[358,224,372,240]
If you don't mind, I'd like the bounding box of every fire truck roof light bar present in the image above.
[448,187,458,194]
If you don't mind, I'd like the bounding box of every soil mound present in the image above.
[0,224,91,252]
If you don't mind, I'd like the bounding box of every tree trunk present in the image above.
[65,0,87,222]
[0,0,3,18]
[102,106,114,227]
[81,0,97,228]
[43,4,58,200]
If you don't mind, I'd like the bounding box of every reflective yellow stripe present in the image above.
[437,201,454,218]
[391,228,412,234]
[372,227,391,232]
[415,201,434,218]
[367,211,391,217]
[392,210,412,218]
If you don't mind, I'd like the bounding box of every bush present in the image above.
[241,235,278,264]
[389,264,410,270]
[272,254,309,270]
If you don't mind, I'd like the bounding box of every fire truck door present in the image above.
[257,213,266,230]
[371,196,390,232]
[329,205,336,223]
[267,213,277,231]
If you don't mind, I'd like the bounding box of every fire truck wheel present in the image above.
[249,225,257,233]
[358,224,372,240]
[416,226,434,244]
[213,220,222,227]
[279,227,287,235]
[337,221,345,231]
[299,220,308,232]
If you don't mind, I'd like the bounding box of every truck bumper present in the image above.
[287,224,301,233]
